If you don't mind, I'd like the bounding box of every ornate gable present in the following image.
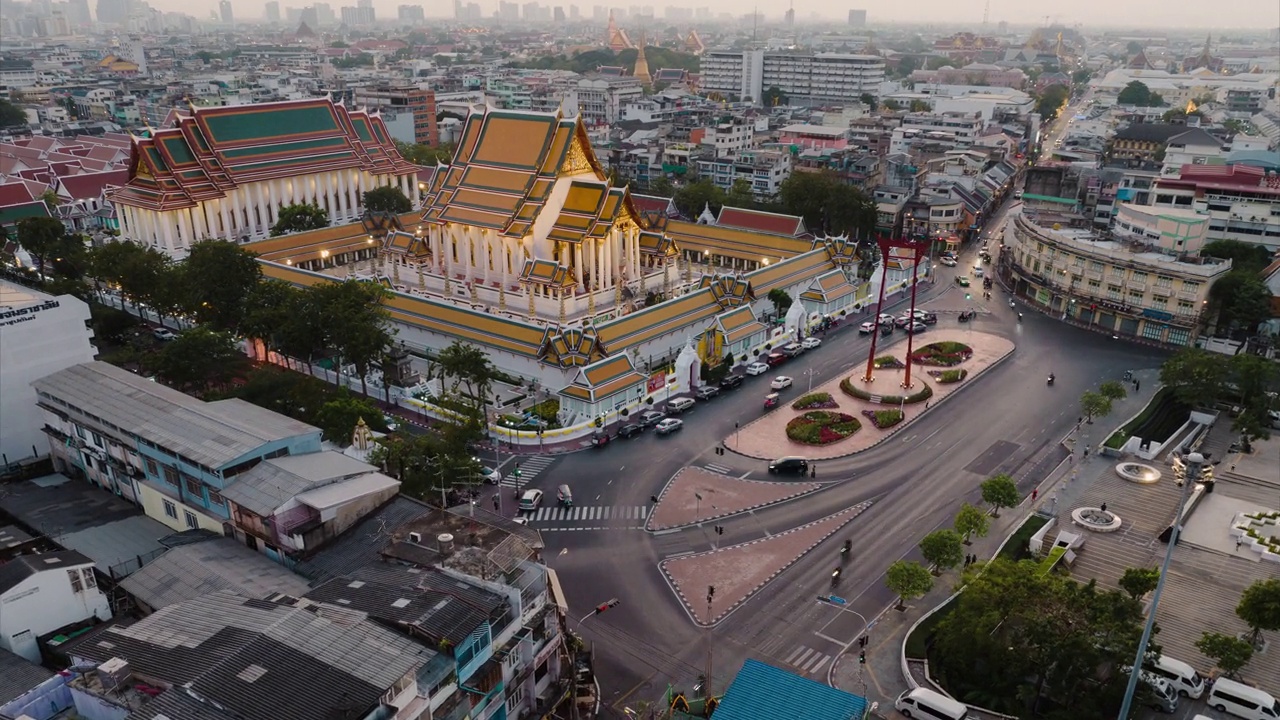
[699,273,755,310]
[539,326,604,367]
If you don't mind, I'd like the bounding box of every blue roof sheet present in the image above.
[712,659,868,720]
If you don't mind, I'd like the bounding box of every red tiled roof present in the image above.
[416,166,436,184]
[59,169,129,200]
[0,182,34,205]
[631,193,673,214]
[716,206,806,237]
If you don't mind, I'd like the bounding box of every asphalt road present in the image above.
[482,204,1169,713]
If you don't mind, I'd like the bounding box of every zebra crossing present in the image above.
[702,463,733,475]
[527,505,650,523]
[497,455,555,487]
[782,645,834,676]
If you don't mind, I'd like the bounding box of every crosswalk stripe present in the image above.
[792,648,815,666]
[704,464,732,474]
[784,646,806,664]
[525,505,650,525]
[806,655,830,674]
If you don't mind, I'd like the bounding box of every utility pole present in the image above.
[704,585,715,700]
[1117,452,1202,719]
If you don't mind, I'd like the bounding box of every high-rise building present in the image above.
[701,49,884,105]
[264,1,280,21]
[591,4,605,20]
[341,4,375,24]
[569,4,578,18]
[218,0,233,23]
[65,0,92,26]
[553,5,565,21]
[397,3,423,21]
[95,0,128,25]
[352,84,439,146]
[498,0,518,20]
[847,8,865,26]
[313,2,334,23]
[784,7,793,25]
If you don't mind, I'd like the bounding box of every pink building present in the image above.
[778,124,849,151]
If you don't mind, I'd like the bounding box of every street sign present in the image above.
[828,595,847,605]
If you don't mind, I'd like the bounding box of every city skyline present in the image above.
[138,0,1274,30]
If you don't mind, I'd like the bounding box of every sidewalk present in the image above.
[829,369,1163,714]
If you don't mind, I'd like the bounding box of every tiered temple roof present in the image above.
[110,98,416,212]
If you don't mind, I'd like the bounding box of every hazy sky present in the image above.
[200,0,1277,30]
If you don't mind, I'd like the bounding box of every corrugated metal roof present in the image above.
[32,363,319,469]
[0,647,55,705]
[712,659,868,720]
[293,496,432,585]
[124,688,240,720]
[119,537,312,611]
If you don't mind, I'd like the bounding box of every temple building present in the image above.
[250,107,921,424]
[107,98,418,259]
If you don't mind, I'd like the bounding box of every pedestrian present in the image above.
[1032,488,1038,501]
[810,464,816,478]
[1134,380,1140,392]
[1083,447,1090,458]
[1100,502,1108,513]
[492,495,499,511]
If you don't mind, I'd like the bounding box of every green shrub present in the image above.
[785,410,861,445]
[874,355,905,369]
[792,392,838,410]
[841,377,933,404]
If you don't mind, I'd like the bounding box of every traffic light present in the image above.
[708,585,716,599]
[513,463,522,478]
[594,598,620,614]
[965,293,971,300]
[858,650,866,664]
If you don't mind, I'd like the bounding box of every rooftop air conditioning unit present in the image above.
[408,531,422,544]
[98,657,131,692]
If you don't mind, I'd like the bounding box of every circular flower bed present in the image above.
[910,341,973,367]
[928,368,969,384]
[786,411,861,445]
[841,377,933,405]
[792,392,838,410]
[873,355,905,369]
[862,408,904,429]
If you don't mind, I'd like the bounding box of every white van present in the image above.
[1207,678,1280,720]
[1145,654,1205,698]
[894,687,966,720]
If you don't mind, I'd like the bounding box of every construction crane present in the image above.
[982,0,989,27]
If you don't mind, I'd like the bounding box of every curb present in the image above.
[658,501,873,628]
[724,336,1017,462]
[644,468,823,532]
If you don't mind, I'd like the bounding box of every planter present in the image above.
[786,410,861,445]
[792,392,839,410]
[841,377,933,405]
[873,355,905,369]
[861,408,904,429]
[910,341,974,367]
[1231,512,1280,563]
[927,369,968,384]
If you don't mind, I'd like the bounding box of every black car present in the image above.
[591,429,612,447]
[719,374,745,391]
[768,456,810,475]
[617,424,643,439]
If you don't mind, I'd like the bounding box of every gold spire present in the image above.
[633,33,651,88]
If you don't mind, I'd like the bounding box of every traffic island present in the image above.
[646,467,820,531]
[723,331,1015,461]
[659,502,872,627]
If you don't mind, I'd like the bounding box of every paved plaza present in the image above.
[646,467,820,531]
[724,331,1015,460]
[659,503,871,626]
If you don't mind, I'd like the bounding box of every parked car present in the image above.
[668,397,696,413]
[745,361,770,376]
[617,423,644,439]
[638,410,666,427]
[770,376,793,390]
[719,374,745,390]
[780,342,804,358]
[894,315,912,328]
[877,313,895,325]
[695,386,720,400]
[768,456,809,475]
[859,321,877,334]
[765,352,788,367]
[939,256,957,267]
[152,327,177,341]
[801,337,822,350]
[518,489,543,512]
[591,429,612,447]
[654,418,683,436]
[905,320,928,334]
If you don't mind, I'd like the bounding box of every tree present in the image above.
[310,280,394,396]
[0,98,28,127]
[776,171,876,238]
[394,140,456,165]
[435,340,497,444]
[762,85,788,107]
[672,179,725,218]
[1117,81,1163,107]
[725,178,754,209]
[1229,354,1279,442]
[1208,271,1273,334]
[1236,578,1280,649]
[89,241,172,319]
[1118,567,1160,600]
[15,216,68,278]
[1035,85,1070,120]
[1071,69,1093,85]
[1098,380,1128,402]
[363,185,413,214]
[954,503,990,545]
[149,327,248,393]
[979,474,1020,517]
[1201,239,1273,272]
[859,92,876,108]
[1079,391,1112,424]
[767,288,793,316]
[180,240,263,331]
[882,99,903,111]
[1159,347,1229,409]
[1195,632,1254,680]
[919,529,964,574]
[647,176,674,197]
[241,279,303,359]
[312,392,390,444]
[885,560,933,610]
[1126,41,1144,55]
[270,203,329,236]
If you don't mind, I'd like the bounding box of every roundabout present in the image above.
[722,331,1016,460]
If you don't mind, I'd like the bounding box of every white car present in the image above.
[654,418,683,435]
[480,466,502,484]
[152,327,177,341]
[878,313,895,325]
[939,257,957,267]
[518,489,543,511]
[801,337,822,350]
[745,361,770,376]
[668,397,696,413]
[973,267,984,277]
[859,321,877,334]
[770,376,793,390]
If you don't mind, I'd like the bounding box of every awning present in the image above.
[547,567,569,615]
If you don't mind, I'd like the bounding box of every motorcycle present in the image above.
[1017,313,1023,322]
[830,567,843,586]
[1047,374,1055,386]
[958,311,972,323]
